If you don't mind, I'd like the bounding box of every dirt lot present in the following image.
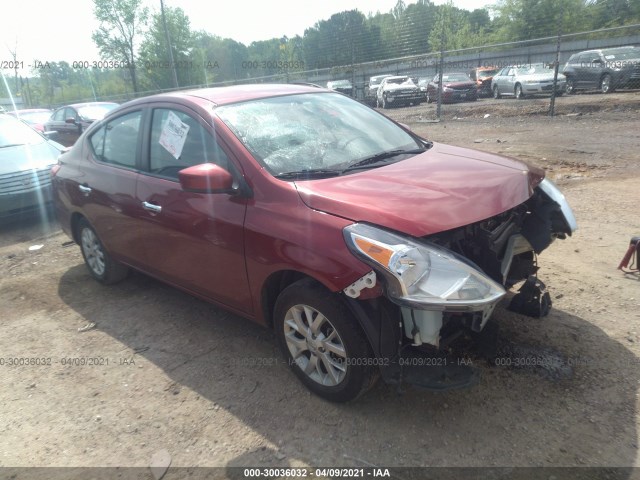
[1,91,640,477]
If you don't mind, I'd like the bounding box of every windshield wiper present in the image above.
[275,168,341,180]
[341,147,427,174]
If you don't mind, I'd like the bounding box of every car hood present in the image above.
[518,72,566,81]
[384,83,418,91]
[444,81,475,88]
[294,142,545,237]
[0,141,62,175]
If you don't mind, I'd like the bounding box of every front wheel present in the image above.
[381,95,389,109]
[515,84,525,99]
[493,85,501,99]
[274,280,377,402]
[565,77,576,94]
[77,218,129,285]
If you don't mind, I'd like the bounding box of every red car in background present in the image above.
[425,72,478,103]
[6,108,52,133]
[45,102,118,146]
[469,66,501,97]
[52,84,576,402]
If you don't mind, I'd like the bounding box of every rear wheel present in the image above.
[77,218,129,284]
[274,279,377,402]
[600,74,613,93]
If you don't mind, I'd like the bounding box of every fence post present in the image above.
[549,10,563,117]
[437,27,445,120]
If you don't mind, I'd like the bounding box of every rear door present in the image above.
[134,104,252,314]
[71,108,147,267]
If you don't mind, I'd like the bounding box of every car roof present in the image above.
[572,46,638,56]
[57,102,119,110]
[119,83,329,109]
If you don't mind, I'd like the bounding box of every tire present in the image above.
[565,77,575,94]
[515,84,525,99]
[600,74,613,94]
[381,95,389,109]
[493,85,501,99]
[77,218,129,285]
[376,97,381,108]
[274,279,377,402]
[555,91,564,97]
[426,92,433,104]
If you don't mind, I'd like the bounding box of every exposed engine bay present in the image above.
[400,181,576,348]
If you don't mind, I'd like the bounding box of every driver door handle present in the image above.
[142,201,162,214]
[78,184,91,195]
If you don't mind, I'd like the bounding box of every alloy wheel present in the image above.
[283,304,348,387]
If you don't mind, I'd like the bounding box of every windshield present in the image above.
[216,92,422,176]
[0,115,46,148]
[516,64,551,75]
[477,68,500,78]
[77,103,118,120]
[386,77,413,85]
[603,49,640,61]
[442,73,471,82]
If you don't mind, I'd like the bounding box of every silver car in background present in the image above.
[0,114,64,218]
[492,63,566,99]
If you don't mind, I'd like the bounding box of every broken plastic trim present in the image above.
[343,271,377,298]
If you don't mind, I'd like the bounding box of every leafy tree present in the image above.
[92,0,149,93]
[491,0,590,41]
[138,6,194,90]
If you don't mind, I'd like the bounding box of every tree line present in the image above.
[3,0,640,106]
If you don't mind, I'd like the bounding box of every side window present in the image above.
[89,110,141,169]
[53,109,65,121]
[64,107,77,121]
[148,108,229,180]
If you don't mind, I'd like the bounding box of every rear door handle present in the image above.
[78,185,91,195]
[142,201,162,214]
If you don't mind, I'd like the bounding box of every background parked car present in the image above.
[6,108,52,133]
[0,114,64,218]
[364,74,393,106]
[417,77,429,101]
[469,66,501,97]
[45,102,118,146]
[563,46,640,94]
[425,72,478,103]
[326,79,354,97]
[492,64,566,99]
[376,75,422,108]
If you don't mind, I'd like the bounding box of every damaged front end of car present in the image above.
[342,178,577,391]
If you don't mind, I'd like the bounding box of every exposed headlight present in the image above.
[538,178,578,234]
[343,224,506,311]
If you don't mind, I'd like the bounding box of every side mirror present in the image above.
[65,117,77,124]
[179,163,234,193]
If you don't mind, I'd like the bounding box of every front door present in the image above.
[134,106,252,314]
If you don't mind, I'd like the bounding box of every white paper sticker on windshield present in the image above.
[159,111,190,159]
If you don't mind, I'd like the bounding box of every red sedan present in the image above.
[52,84,576,401]
[425,72,478,103]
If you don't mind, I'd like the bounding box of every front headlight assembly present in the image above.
[344,223,506,312]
